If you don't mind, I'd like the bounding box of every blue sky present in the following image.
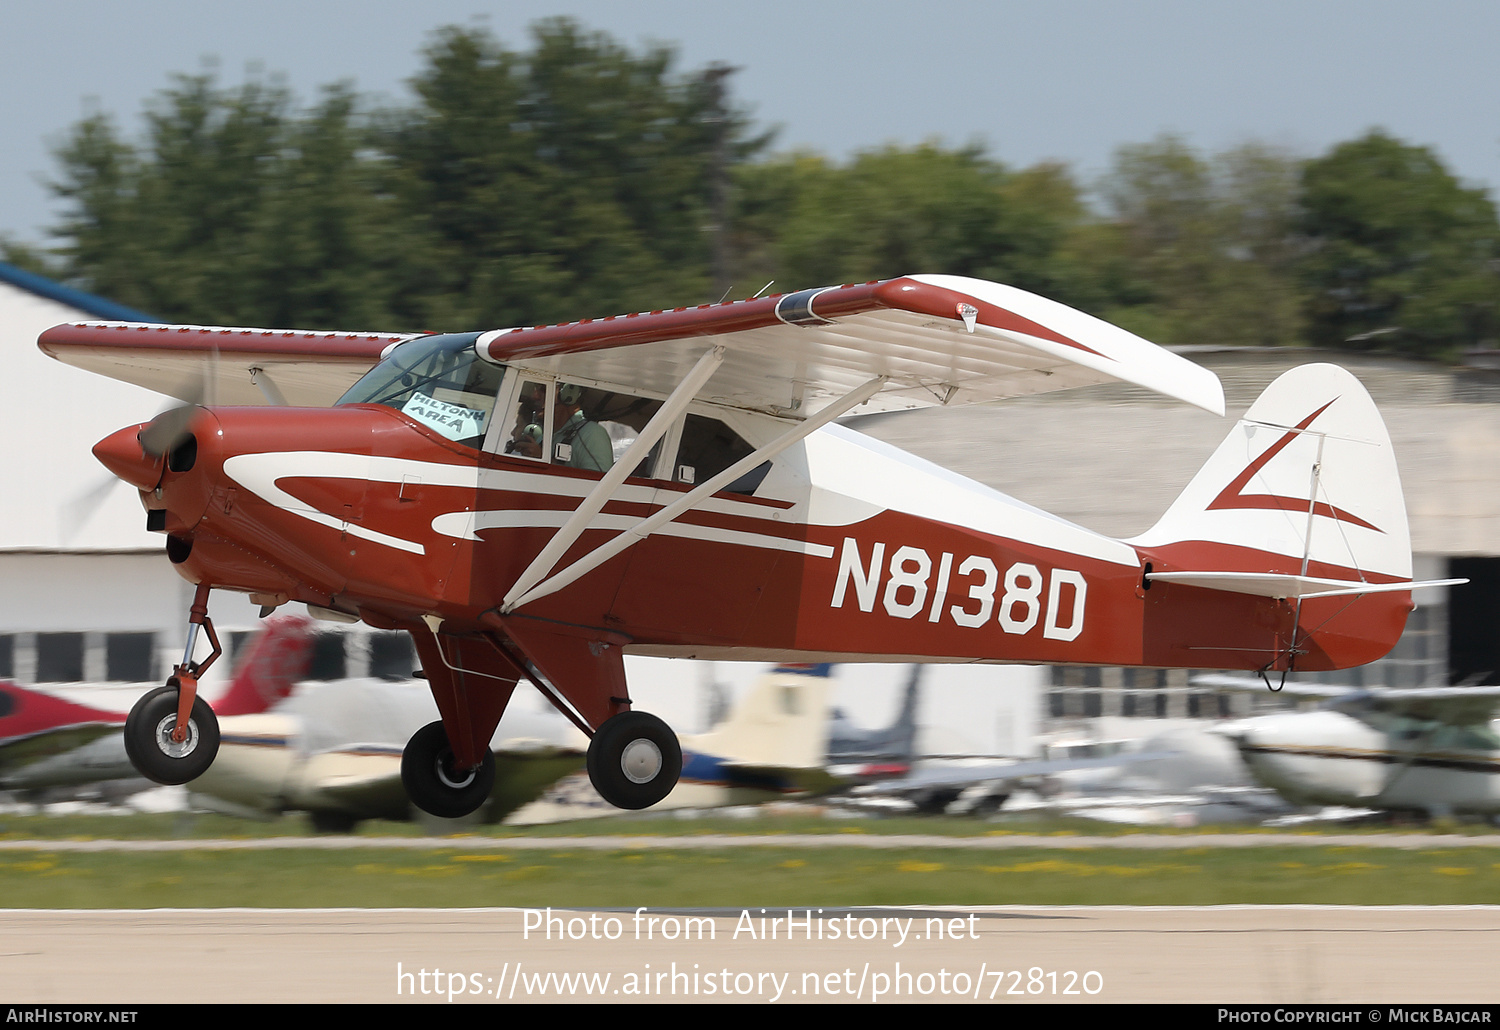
[5,0,1500,245]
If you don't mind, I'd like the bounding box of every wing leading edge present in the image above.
[37,322,418,407]
[476,274,1226,417]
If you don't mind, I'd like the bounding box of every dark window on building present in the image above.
[36,633,85,682]
[1449,557,1500,685]
[228,632,255,671]
[307,633,347,681]
[369,633,416,681]
[106,633,155,682]
[0,636,12,679]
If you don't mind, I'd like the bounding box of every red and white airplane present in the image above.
[39,273,1448,818]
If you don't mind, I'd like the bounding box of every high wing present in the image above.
[477,274,1225,417]
[39,275,1224,417]
[1194,674,1500,727]
[37,322,418,407]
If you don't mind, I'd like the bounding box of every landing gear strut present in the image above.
[401,721,497,819]
[586,712,682,810]
[124,583,222,785]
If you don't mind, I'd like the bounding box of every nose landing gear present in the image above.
[123,583,223,785]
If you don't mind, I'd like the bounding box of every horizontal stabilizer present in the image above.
[1146,571,1466,600]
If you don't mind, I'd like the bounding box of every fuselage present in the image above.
[112,399,1401,674]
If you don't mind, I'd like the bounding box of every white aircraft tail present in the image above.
[1133,363,1411,587]
[685,664,832,769]
[1128,364,1441,672]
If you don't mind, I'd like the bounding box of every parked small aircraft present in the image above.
[516,662,870,820]
[1200,675,1500,819]
[191,677,586,831]
[825,664,922,781]
[0,616,311,794]
[42,274,1449,817]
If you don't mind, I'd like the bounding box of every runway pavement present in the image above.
[3,905,1499,1003]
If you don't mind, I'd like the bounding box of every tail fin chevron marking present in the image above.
[1205,399,1381,533]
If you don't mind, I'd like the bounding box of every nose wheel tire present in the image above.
[401,721,496,819]
[586,712,682,810]
[123,685,221,785]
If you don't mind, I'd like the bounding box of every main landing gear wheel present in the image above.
[401,721,496,819]
[123,685,221,785]
[586,712,682,810]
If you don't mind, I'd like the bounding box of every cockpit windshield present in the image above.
[337,333,505,447]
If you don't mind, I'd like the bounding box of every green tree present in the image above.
[45,19,762,331]
[732,143,1090,302]
[380,19,762,329]
[50,73,391,328]
[1297,130,1500,358]
[1093,135,1303,347]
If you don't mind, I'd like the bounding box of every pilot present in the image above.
[505,381,548,458]
[553,384,613,472]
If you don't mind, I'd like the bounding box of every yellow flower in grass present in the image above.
[6,859,57,873]
[504,866,551,881]
[898,861,943,873]
[451,854,512,863]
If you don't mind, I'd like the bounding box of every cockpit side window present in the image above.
[502,378,552,462]
[576,386,665,477]
[501,377,665,477]
[338,333,505,449]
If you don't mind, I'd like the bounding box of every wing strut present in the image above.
[502,374,888,613]
[501,346,726,611]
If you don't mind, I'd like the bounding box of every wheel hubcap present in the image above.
[435,755,478,790]
[153,715,197,758]
[621,738,663,784]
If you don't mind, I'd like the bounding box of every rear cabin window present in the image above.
[675,414,770,496]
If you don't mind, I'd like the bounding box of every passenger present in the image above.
[553,384,613,471]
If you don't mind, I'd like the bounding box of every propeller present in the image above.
[138,402,201,459]
[140,345,219,459]
[57,348,221,543]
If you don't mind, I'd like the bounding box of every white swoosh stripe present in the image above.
[430,509,835,558]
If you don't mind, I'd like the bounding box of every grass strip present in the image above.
[4,843,1500,908]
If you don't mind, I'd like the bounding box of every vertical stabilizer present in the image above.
[1132,363,1411,583]
[685,664,832,768]
[1130,364,1417,672]
[215,616,315,717]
